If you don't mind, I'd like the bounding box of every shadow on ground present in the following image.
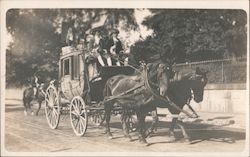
[107,117,245,145]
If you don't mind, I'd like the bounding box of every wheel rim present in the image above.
[70,96,88,136]
[45,85,60,129]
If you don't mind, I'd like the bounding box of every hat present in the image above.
[110,29,119,35]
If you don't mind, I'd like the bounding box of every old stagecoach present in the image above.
[44,45,135,136]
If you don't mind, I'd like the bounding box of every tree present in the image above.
[6,9,61,86]
[132,9,247,63]
[6,9,139,86]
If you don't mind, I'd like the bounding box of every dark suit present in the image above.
[106,38,123,55]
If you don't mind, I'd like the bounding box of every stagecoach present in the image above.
[44,45,135,136]
[44,24,208,141]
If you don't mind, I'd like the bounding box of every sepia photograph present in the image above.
[1,0,249,156]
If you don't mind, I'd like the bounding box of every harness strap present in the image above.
[185,96,199,118]
[144,66,196,118]
[104,83,144,102]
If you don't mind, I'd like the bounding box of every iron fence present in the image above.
[175,58,247,84]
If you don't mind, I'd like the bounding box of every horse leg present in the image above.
[23,101,28,116]
[136,110,148,146]
[121,112,132,141]
[36,101,42,116]
[104,103,113,139]
[168,117,177,135]
[166,117,177,142]
[28,102,34,116]
[145,110,158,138]
[176,120,190,142]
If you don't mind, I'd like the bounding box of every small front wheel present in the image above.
[70,96,88,136]
[45,85,60,129]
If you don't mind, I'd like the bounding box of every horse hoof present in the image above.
[167,131,175,137]
[145,130,155,138]
[107,133,113,139]
[139,140,149,146]
[31,112,34,116]
[181,137,191,143]
[125,135,133,142]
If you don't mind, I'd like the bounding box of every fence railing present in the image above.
[175,58,247,84]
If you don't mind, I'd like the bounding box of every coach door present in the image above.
[60,52,84,100]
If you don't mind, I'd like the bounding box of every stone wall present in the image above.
[190,83,247,113]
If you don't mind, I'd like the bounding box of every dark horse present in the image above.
[103,62,208,145]
[103,61,172,145]
[147,67,208,141]
[23,83,46,116]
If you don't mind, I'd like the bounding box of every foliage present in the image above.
[6,9,138,86]
[6,9,61,86]
[6,9,247,86]
[131,9,247,63]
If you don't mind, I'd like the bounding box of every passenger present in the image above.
[106,29,124,66]
[93,30,112,66]
[85,31,99,80]
[66,27,74,46]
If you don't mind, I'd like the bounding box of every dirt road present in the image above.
[3,98,246,154]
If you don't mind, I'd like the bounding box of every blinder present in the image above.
[189,70,208,87]
[156,63,171,81]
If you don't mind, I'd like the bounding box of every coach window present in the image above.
[73,55,79,79]
[63,58,70,76]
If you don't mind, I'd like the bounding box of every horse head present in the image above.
[188,67,208,103]
[146,61,174,97]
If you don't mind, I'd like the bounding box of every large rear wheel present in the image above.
[45,85,60,129]
[70,96,88,136]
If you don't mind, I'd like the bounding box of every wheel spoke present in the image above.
[76,99,80,114]
[72,104,80,115]
[53,108,59,118]
[78,119,82,134]
[47,108,52,118]
[80,108,85,116]
[72,117,78,121]
[71,110,78,116]
[45,98,49,104]
[75,118,80,130]
[51,113,55,127]
[49,111,54,126]
[70,96,87,136]
[80,115,86,125]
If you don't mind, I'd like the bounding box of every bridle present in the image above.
[146,63,170,88]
